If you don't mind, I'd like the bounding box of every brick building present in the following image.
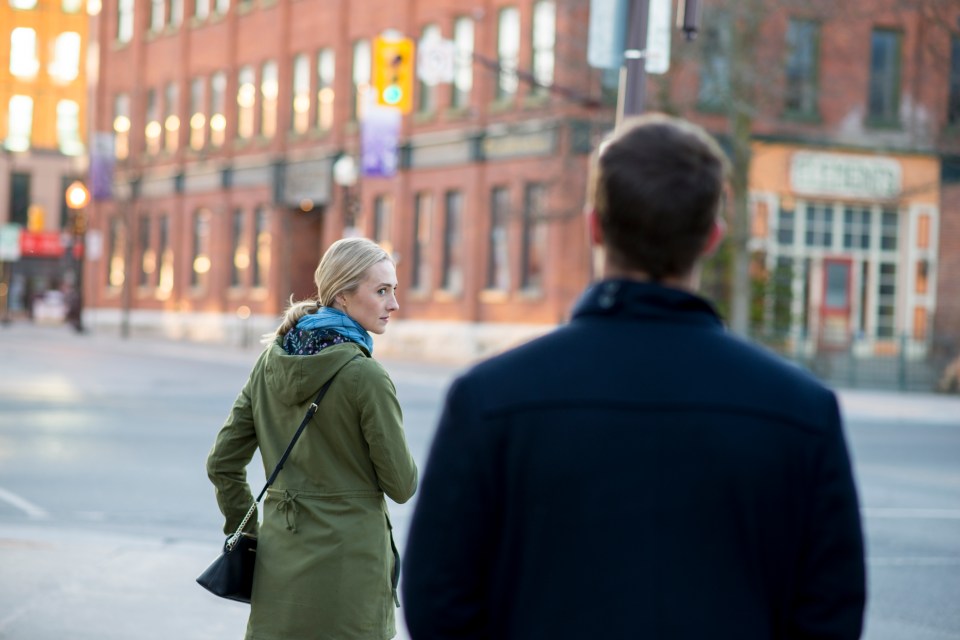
[83,0,959,364]
[84,0,607,358]
[1,0,89,318]
[661,0,960,363]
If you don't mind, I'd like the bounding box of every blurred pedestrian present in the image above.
[207,237,418,640]
[402,114,866,639]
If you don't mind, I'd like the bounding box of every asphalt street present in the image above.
[1,323,958,640]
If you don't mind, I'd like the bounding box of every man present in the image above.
[402,114,866,639]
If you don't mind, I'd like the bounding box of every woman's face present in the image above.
[337,260,399,335]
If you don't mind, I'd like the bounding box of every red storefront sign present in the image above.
[18,231,82,258]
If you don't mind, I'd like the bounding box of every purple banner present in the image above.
[361,105,401,178]
[89,132,115,201]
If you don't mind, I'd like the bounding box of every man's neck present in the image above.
[601,262,700,293]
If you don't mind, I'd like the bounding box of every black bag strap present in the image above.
[228,354,360,547]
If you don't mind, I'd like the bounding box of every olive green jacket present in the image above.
[206,338,418,640]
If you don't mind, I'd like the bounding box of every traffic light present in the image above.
[373,36,415,113]
[27,205,45,232]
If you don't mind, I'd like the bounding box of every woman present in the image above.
[206,237,418,640]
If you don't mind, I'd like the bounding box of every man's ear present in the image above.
[702,217,726,256]
[587,208,604,246]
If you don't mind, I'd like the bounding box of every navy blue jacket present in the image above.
[403,280,866,640]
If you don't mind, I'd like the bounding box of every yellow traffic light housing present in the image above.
[373,36,415,113]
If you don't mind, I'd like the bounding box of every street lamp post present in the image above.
[65,180,90,333]
[332,154,360,237]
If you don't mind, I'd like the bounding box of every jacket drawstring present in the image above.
[276,490,300,532]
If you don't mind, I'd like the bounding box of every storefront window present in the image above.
[877,262,897,338]
[488,187,510,291]
[804,204,833,248]
[880,209,898,251]
[411,192,432,291]
[842,206,871,249]
[442,190,463,293]
[521,183,547,292]
[776,207,794,246]
[191,209,211,289]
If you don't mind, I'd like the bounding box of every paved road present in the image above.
[1,323,958,639]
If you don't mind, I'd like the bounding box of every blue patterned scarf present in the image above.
[295,306,374,355]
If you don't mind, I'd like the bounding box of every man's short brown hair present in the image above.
[591,114,730,280]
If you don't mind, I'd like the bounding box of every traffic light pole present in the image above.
[618,0,650,122]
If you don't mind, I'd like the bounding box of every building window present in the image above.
[237,65,256,140]
[191,209,212,288]
[352,39,371,121]
[949,36,960,126]
[373,195,393,254]
[441,191,463,293]
[7,172,30,226]
[10,28,39,78]
[418,24,440,114]
[868,29,901,125]
[189,77,206,150]
[252,206,269,288]
[317,48,335,131]
[61,0,83,12]
[698,10,730,110]
[452,17,474,109]
[194,0,209,19]
[168,0,183,26]
[412,192,432,291]
[496,7,520,101]
[56,100,84,156]
[5,95,34,152]
[138,215,153,287]
[776,207,795,246]
[842,206,871,250]
[164,81,180,152]
[158,214,173,298]
[118,0,134,43]
[150,0,165,31]
[145,88,162,155]
[880,208,898,251]
[521,183,548,291]
[804,203,833,248]
[210,71,226,147]
[50,32,81,83]
[291,54,310,135]
[877,262,897,338]
[214,0,228,14]
[113,93,130,159]
[10,0,37,8]
[487,186,510,291]
[531,0,556,96]
[260,60,278,138]
[108,216,126,288]
[784,19,819,116]
[231,209,245,287]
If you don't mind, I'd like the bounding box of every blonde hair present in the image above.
[265,238,392,342]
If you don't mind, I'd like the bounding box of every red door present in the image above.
[819,258,853,350]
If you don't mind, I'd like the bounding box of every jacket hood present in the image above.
[262,337,366,406]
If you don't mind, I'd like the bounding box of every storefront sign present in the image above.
[0,224,22,261]
[282,158,332,207]
[20,231,66,258]
[790,151,901,200]
[482,129,556,160]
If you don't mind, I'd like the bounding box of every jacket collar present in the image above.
[571,279,725,329]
